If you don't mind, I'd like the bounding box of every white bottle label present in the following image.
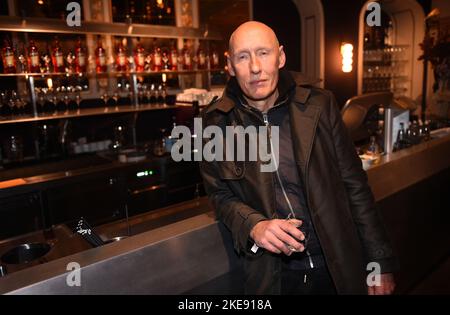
[118,53,126,66]
[199,54,206,66]
[56,53,64,67]
[185,54,191,66]
[171,53,178,65]
[31,54,39,67]
[78,53,86,66]
[213,54,219,66]
[154,54,162,66]
[99,54,106,66]
[5,53,14,67]
[137,53,145,66]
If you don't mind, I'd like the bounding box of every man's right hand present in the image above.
[250,219,305,255]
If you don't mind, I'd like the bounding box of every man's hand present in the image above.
[367,273,396,295]
[250,219,305,256]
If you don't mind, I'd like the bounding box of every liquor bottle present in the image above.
[182,40,192,71]
[394,122,406,151]
[28,40,40,73]
[169,41,178,71]
[116,39,128,72]
[95,36,107,73]
[210,45,220,69]
[2,39,17,73]
[74,37,87,73]
[197,44,207,70]
[212,49,220,69]
[144,0,153,24]
[134,38,146,72]
[52,38,65,73]
[162,50,170,70]
[152,39,162,72]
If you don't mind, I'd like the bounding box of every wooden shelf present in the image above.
[0,103,179,125]
[0,16,222,40]
[0,69,226,78]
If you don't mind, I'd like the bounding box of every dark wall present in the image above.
[321,0,367,108]
[252,0,301,72]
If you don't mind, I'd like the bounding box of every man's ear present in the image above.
[278,45,286,69]
[227,55,235,76]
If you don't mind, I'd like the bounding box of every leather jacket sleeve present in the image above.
[199,112,268,256]
[327,91,399,274]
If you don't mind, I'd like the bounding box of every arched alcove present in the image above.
[357,0,425,100]
[291,0,325,85]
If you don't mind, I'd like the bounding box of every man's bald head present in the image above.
[229,21,280,56]
[226,21,286,110]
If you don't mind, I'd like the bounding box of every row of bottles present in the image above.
[1,37,222,74]
[363,105,432,158]
[111,0,175,26]
[1,37,87,74]
[110,38,220,73]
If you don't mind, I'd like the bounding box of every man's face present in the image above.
[227,26,285,101]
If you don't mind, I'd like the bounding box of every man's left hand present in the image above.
[367,273,396,295]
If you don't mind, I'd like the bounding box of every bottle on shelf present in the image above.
[134,38,146,72]
[74,37,87,73]
[210,45,220,69]
[115,39,128,72]
[394,122,406,151]
[366,135,381,158]
[196,43,207,70]
[42,44,52,73]
[162,49,171,71]
[2,38,17,74]
[152,39,162,72]
[182,39,192,71]
[52,37,65,73]
[95,36,107,73]
[169,40,179,71]
[28,40,40,73]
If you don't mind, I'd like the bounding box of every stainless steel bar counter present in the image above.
[1,132,449,294]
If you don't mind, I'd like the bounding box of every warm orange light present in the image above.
[341,43,353,73]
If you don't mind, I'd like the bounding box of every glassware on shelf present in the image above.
[111,125,126,151]
[4,135,24,162]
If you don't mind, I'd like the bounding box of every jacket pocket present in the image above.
[217,161,245,180]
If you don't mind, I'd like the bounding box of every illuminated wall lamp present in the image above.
[340,43,353,73]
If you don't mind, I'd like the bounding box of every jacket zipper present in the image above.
[263,112,314,269]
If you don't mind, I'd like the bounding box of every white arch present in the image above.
[357,0,425,100]
[292,0,325,86]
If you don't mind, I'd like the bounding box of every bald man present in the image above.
[200,21,397,295]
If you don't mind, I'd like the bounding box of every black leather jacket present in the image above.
[199,70,398,294]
